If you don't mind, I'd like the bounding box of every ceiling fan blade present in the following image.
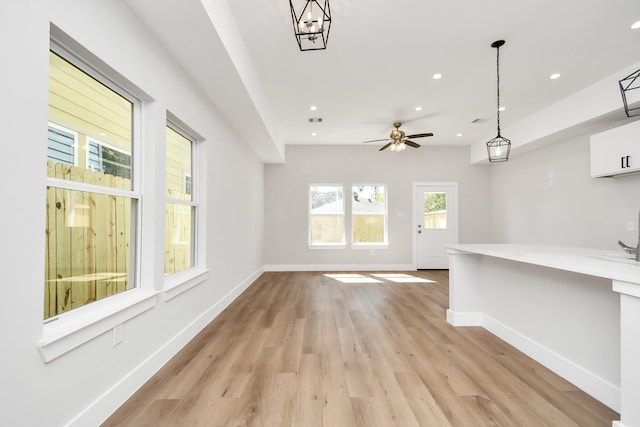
[363,138,391,143]
[404,140,421,148]
[379,142,392,151]
[405,132,434,139]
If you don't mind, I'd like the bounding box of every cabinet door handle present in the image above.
[621,155,630,169]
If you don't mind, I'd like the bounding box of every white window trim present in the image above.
[37,289,159,363]
[351,183,389,248]
[351,242,389,249]
[164,267,210,301]
[163,114,207,299]
[308,183,346,249]
[39,26,154,363]
[308,242,348,250]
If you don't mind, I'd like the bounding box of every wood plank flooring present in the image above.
[103,271,618,426]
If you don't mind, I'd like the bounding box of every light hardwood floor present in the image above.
[103,271,618,426]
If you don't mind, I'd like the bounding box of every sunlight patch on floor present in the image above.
[324,274,383,283]
[324,273,433,284]
[325,274,367,278]
[372,274,435,283]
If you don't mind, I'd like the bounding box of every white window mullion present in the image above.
[45,177,140,199]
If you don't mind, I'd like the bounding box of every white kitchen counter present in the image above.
[449,243,640,284]
[447,244,640,427]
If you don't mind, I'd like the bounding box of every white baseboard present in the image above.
[65,267,264,427]
[446,309,482,326]
[265,264,416,272]
[479,313,620,413]
[612,421,625,427]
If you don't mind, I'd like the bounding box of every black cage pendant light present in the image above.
[486,40,511,162]
[619,68,640,117]
[289,0,332,51]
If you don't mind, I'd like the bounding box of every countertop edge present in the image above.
[448,244,640,285]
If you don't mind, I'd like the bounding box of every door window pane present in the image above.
[423,192,447,229]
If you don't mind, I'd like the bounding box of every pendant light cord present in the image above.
[496,44,501,136]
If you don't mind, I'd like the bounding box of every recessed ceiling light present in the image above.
[631,20,640,30]
[311,132,317,136]
[432,73,442,80]
[310,105,317,111]
[498,106,506,111]
[415,106,422,111]
[456,133,462,137]
[550,73,561,80]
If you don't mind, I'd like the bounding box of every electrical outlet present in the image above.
[113,324,123,346]
[627,221,635,232]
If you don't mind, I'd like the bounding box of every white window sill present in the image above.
[308,244,347,250]
[38,289,159,363]
[164,267,209,301]
[351,243,389,250]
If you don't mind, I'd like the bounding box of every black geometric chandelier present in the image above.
[619,68,640,117]
[486,40,511,162]
[289,0,332,51]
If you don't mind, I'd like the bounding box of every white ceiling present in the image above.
[126,0,640,162]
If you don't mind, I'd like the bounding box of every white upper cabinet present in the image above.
[590,120,640,178]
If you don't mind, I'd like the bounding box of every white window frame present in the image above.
[163,113,208,300]
[38,27,158,363]
[308,183,346,249]
[351,183,389,249]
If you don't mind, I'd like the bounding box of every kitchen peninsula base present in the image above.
[447,244,640,427]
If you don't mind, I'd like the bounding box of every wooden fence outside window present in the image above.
[44,161,131,319]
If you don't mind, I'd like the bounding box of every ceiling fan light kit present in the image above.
[363,121,434,152]
[289,0,332,51]
[619,68,640,117]
[486,39,511,162]
[390,142,407,152]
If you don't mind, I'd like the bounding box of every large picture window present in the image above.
[44,49,138,320]
[352,184,387,245]
[309,185,345,247]
[165,124,197,275]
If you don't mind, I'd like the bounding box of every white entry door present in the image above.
[414,183,458,269]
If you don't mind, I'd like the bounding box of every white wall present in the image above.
[3,1,636,425]
[0,1,264,426]
[490,130,640,249]
[264,145,492,269]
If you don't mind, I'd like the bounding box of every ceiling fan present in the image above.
[363,122,434,152]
